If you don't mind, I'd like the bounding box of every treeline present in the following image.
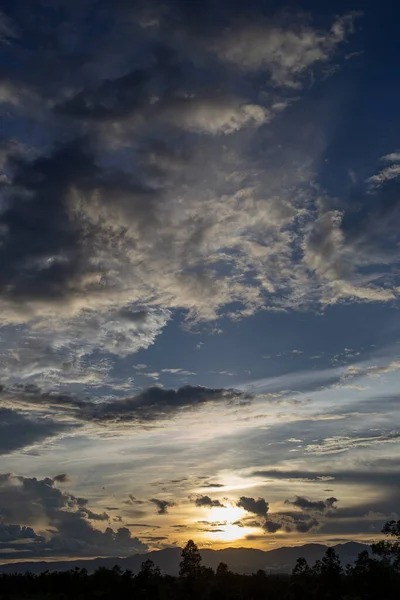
[1,520,400,599]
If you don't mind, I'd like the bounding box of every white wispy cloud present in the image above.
[211,13,358,87]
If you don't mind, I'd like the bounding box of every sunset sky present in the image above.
[1,0,400,561]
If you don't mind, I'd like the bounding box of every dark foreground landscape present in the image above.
[0,521,399,599]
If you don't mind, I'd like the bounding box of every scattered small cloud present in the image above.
[150,499,176,515]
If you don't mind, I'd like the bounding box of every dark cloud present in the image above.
[234,495,319,534]
[269,511,320,534]
[0,139,100,304]
[233,495,325,535]
[56,68,156,122]
[192,495,225,508]
[89,386,246,423]
[54,52,209,133]
[0,523,44,543]
[127,495,146,505]
[237,496,269,518]
[2,383,247,425]
[250,469,335,481]
[285,496,338,513]
[0,473,148,558]
[150,499,175,514]
[263,520,282,533]
[126,523,161,528]
[289,517,319,533]
[202,483,224,488]
[82,509,110,521]
[0,408,70,455]
[250,468,400,489]
[53,473,71,483]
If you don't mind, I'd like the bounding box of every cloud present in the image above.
[303,207,398,304]
[0,473,148,558]
[0,0,395,430]
[0,137,26,169]
[1,383,247,426]
[53,473,71,483]
[235,495,321,535]
[233,518,261,528]
[0,408,71,455]
[237,496,269,518]
[192,495,225,508]
[368,165,400,187]
[367,153,400,187]
[285,496,338,513]
[249,466,400,489]
[150,499,175,514]
[127,495,145,505]
[0,1,367,396]
[262,520,282,533]
[201,482,224,489]
[0,523,43,543]
[163,97,270,134]
[83,510,110,521]
[126,523,161,528]
[304,431,400,455]
[381,152,400,161]
[88,384,246,423]
[211,13,358,87]
[281,514,320,533]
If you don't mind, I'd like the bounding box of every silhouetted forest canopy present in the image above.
[1,521,400,599]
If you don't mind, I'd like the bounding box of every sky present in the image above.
[0,0,400,561]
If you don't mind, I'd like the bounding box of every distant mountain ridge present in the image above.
[0,541,369,575]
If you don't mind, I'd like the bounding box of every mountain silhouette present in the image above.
[0,541,369,575]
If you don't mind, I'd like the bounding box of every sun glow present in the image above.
[199,505,260,543]
[209,505,244,524]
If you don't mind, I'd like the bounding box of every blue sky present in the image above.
[0,0,400,560]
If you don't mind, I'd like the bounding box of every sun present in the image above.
[208,522,247,542]
[199,505,258,543]
[209,505,244,524]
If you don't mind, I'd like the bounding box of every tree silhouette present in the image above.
[179,539,202,578]
[290,557,312,600]
[320,547,343,578]
[372,519,400,568]
[315,547,343,600]
[292,557,311,577]
[139,559,161,578]
[216,562,229,575]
